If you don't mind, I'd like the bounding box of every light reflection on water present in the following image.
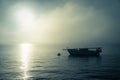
[0,45,120,79]
[20,43,32,80]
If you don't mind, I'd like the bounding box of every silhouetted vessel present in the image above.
[63,47,102,56]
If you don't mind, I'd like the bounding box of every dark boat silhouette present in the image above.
[63,47,102,56]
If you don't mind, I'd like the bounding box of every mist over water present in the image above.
[0,44,120,80]
[0,0,120,80]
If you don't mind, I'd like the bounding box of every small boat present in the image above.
[63,47,102,56]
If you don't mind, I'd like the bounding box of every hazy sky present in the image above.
[0,0,120,45]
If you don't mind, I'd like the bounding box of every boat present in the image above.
[63,47,102,56]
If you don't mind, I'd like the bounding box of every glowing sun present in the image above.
[14,8,35,27]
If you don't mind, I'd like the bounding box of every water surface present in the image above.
[0,44,120,80]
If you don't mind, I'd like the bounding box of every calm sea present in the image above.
[0,44,120,80]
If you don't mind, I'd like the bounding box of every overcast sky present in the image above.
[0,0,120,46]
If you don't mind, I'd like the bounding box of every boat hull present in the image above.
[67,49,100,56]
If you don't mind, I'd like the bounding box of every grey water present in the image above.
[0,44,120,80]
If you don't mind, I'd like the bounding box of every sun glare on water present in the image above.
[20,43,32,80]
[21,43,31,65]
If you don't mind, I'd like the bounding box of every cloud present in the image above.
[0,0,119,45]
[31,2,111,45]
